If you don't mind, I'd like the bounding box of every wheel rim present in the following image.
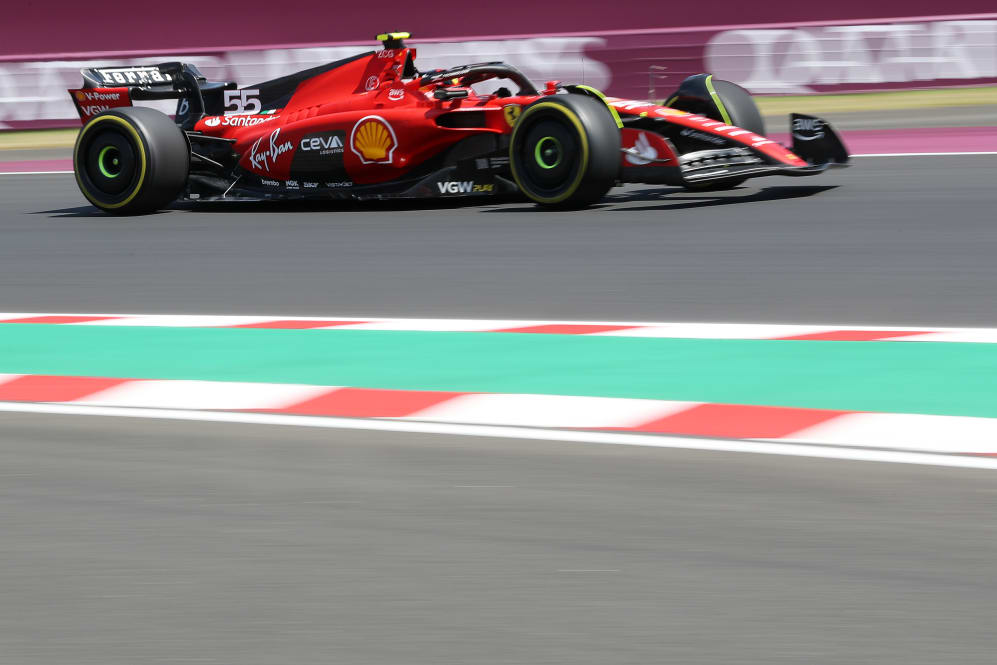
[79,126,140,198]
[97,145,122,179]
[534,136,562,170]
[513,113,582,201]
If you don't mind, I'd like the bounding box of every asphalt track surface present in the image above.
[2,155,997,663]
[2,155,997,324]
[4,412,997,665]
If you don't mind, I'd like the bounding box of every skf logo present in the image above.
[437,181,494,194]
[503,105,521,127]
[350,115,398,164]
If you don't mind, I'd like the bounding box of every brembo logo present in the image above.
[249,128,293,172]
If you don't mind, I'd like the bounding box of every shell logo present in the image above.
[75,91,86,102]
[350,115,398,164]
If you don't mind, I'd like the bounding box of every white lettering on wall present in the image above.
[705,20,997,93]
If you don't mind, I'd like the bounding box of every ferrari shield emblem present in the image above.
[503,105,521,127]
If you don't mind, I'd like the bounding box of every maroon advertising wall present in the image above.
[3,3,997,128]
[6,0,997,57]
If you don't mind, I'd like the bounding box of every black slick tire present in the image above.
[73,106,189,215]
[509,95,620,208]
[684,78,764,192]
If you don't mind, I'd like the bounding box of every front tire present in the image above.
[684,78,764,192]
[74,106,189,215]
[509,95,620,208]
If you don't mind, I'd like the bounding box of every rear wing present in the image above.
[68,62,237,128]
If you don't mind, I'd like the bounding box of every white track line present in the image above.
[2,311,995,333]
[0,401,995,470]
[0,170,74,176]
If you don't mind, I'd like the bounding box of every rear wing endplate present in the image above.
[73,62,236,129]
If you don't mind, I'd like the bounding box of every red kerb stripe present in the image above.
[230,320,367,329]
[774,330,930,341]
[490,324,641,335]
[272,387,466,417]
[0,315,120,324]
[0,375,132,402]
[632,403,849,439]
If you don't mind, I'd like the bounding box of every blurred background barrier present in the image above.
[1,4,996,129]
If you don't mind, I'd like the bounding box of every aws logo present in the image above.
[350,115,398,164]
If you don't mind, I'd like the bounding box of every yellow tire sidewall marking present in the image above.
[510,102,590,205]
[74,114,148,210]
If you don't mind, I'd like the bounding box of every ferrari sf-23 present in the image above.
[68,32,849,214]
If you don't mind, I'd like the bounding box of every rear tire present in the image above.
[509,95,620,208]
[684,78,764,192]
[74,106,189,215]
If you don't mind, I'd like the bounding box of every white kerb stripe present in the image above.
[74,315,279,327]
[74,380,337,410]
[332,319,543,332]
[593,324,827,339]
[0,374,24,386]
[4,401,997,470]
[893,330,997,343]
[784,412,997,453]
[406,393,698,428]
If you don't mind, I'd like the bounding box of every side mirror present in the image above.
[433,87,470,101]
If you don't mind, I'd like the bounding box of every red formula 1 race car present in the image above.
[69,32,849,215]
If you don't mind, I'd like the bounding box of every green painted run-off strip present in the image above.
[0,324,995,419]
